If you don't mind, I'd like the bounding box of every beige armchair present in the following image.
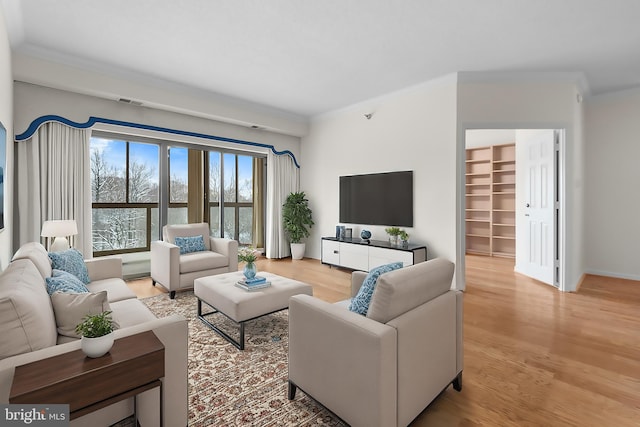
[288,258,462,427]
[150,222,238,299]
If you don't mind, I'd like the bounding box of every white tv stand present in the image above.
[321,237,427,272]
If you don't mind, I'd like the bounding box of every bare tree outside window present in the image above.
[170,174,188,203]
[91,138,159,254]
[168,146,188,224]
[91,147,124,203]
[209,152,221,236]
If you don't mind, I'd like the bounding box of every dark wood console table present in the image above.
[10,330,165,423]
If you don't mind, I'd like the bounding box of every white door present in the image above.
[515,130,556,286]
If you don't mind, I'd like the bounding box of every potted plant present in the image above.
[283,191,314,260]
[238,246,258,279]
[75,311,115,358]
[399,230,410,247]
[385,227,402,246]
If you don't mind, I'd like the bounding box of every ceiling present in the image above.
[2,0,640,119]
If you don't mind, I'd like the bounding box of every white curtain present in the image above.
[265,151,299,258]
[15,122,92,257]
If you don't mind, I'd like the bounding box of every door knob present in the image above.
[526,203,530,208]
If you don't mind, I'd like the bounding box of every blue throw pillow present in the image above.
[46,269,90,295]
[349,262,403,316]
[48,248,91,284]
[174,235,206,255]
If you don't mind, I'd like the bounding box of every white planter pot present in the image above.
[290,243,306,260]
[81,332,115,358]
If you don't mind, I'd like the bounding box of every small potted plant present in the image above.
[385,227,402,246]
[399,230,410,247]
[283,191,314,260]
[238,246,259,279]
[75,311,115,358]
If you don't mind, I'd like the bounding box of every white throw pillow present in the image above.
[50,291,118,338]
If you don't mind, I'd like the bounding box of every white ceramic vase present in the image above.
[290,243,306,260]
[81,332,114,358]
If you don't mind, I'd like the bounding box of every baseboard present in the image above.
[584,269,640,282]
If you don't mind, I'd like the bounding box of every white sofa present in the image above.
[0,242,188,427]
[288,258,462,427]
[150,222,238,299]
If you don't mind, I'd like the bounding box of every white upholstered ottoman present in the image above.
[194,271,313,349]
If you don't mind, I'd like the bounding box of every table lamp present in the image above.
[41,219,78,252]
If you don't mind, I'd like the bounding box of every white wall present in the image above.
[465,129,516,149]
[584,88,640,280]
[457,77,585,291]
[0,7,13,269]
[302,75,459,282]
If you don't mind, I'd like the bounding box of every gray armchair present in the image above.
[150,222,238,298]
[288,258,462,427]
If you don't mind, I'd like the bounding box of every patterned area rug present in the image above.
[142,291,346,426]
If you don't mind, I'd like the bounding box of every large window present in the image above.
[209,153,254,245]
[91,137,159,255]
[91,135,260,256]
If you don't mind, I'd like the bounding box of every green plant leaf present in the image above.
[282,191,314,244]
[75,311,114,338]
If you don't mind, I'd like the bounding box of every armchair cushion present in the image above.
[45,269,89,295]
[174,235,206,255]
[349,262,403,315]
[179,251,229,274]
[48,248,90,284]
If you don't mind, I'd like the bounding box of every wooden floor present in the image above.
[125,256,352,302]
[126,255,640,426]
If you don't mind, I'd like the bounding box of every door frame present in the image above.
[457,124,567,292]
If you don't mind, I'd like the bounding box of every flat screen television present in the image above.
[339,171,413,227]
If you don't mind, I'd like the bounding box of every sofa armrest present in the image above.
[288,294,397,427]
[210,237,238,272]
[0,315,189,427]
[150,240,180,289]
[112,315,189,427]
[351,271,367,297]
[84,256,123,281]
[387,290,459,426]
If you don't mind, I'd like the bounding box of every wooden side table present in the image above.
[10,330,165,424]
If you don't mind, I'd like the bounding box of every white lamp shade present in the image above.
[41,220,78,238]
